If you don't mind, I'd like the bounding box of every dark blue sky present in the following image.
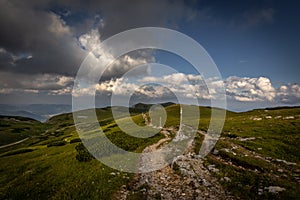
[0,0,299,110]
[155,0,300,85]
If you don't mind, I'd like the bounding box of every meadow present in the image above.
[0,104,299,199]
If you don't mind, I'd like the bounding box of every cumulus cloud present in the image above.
[78,28,154,80]
[225,76,276,102]
[277,84,300,104]
[73,73,211,101]
[72,74,299,105]
[1,69,299,106]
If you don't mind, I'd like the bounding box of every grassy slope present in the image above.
[0,105,299,199]
[0,116,47,146]
[0,107,163,199]
[204,107,300,199]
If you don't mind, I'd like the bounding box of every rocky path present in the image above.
[114,127,233,200]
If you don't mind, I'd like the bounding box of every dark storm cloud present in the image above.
[1,0,299,109]
[0,71,73,91]
[80,0,196,39]
[0,0,197,77]
[0,0,86,76]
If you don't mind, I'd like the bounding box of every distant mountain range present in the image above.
[1,102,297,122]
[0,104,72,122]
[0,103,177,122]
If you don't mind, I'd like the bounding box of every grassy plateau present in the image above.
[0,104,299,199]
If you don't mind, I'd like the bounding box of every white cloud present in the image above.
[79,29,101,52]
[0,88,39,94]
[72,74,299,105]
[48,12,71,36]
[78,29,154,80]
[1,69,299,105]
[73,73,208,100]
[139,73,203,84]
[48,86,73,95]
[277,83,300,103]
[225,76,276,102]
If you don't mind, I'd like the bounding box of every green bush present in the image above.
[70,138,81,143]
[75,143,94,162]
[47,140,67,147]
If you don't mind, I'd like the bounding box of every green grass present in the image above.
[201,107,300,199]
[0,116,47,146]
[0,143,132,199]
[0,105,299,199]
[0,106,163,199]
[0,148,34,157]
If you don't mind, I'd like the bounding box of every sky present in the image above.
[0,0,299,111]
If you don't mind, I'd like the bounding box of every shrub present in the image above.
[70,138,81,143]
[75,143,94,162]
[47,140,67,147]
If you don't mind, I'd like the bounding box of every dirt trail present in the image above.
[145,131,171,152]
[0,137,29,149]
[114,127,233,200]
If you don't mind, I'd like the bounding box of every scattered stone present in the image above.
[110,172,116,176]
[257,148,262,150]
[203,179,211,187]
[140,188,147,192]
[224,177,231,182]
[115,125,233,200]
[283,116,295,119]
[212,149,219,155]
[283,116,294,120]
[252,117,262,121]
[238,137,256,141]
[224,148,230,153]
[275,159,297,166]
[208,165,220,173]
[208,165,215,171]
[264,186,286,193]
[161,130,169,135]
[265,116,272,119]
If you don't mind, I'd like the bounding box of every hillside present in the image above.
[0,105,299,199]
[0,115,46,146]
